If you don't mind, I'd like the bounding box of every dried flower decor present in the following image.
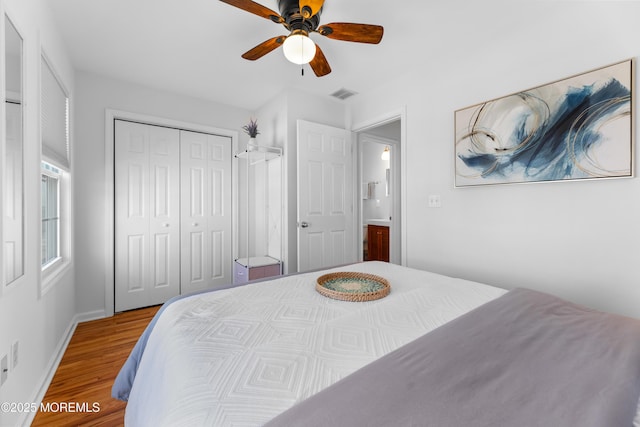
[242,118,260,138]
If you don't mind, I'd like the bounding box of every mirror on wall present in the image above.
[4,14,24,285]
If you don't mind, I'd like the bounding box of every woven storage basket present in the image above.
[316,272,390,302]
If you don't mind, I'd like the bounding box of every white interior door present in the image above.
[180,130,232,293]
[297,120,355,272]
[115,120,181,311]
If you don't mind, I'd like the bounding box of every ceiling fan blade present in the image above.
[242,36,286,60]
[219,0,284,24]
[317,23,384,44]
[299,0,325,19]
[309,44,331,77]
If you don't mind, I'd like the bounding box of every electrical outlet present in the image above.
[1,354,7,386]
[428,194,442,208]
[11,341,18,369]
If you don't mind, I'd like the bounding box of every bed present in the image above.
[113,261,640,426]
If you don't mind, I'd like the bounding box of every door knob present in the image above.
[300,222,310,228]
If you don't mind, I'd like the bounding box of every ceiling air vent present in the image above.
[330,88,358,100]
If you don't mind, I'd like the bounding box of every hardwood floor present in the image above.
[31,305,160,427]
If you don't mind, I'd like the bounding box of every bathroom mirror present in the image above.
[4,14,25,285]
[385,168,390,196]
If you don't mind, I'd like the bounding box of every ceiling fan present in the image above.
[219,0,384,77]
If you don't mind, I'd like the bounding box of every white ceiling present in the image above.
[47,0,430,111]
[48,0,608,111]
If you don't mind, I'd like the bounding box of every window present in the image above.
[40,54,71,291]
[41,56,70,168]
[41,162,60,267]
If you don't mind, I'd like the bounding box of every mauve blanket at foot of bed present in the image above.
[266,288,640,427]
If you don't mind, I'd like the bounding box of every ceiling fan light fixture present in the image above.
[282,33,316,65]
[221,0,383,76]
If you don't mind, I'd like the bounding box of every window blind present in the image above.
[41,58,69,169]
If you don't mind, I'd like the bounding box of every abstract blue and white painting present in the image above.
[455,60,632,187]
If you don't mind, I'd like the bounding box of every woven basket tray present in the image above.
[316,272,390,302]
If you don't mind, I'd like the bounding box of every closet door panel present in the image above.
[210,230,224,279]
[180,130,232,293]
[115,120,180,311]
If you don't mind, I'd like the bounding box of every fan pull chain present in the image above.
[301,67,304,76]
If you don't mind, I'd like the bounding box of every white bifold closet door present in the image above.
[115,120,232,312]
[180,130,232,294]
[115,120,181,311]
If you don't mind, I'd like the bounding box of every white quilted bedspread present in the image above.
[125,262,506,426]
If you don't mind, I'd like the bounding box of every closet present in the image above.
[114,120,232,312]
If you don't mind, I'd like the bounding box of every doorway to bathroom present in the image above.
[356,119,402,265]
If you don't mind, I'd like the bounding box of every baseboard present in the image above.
[20,307,111,426]
[76,309,107,324]
[20,308,110,425]
[19,310,88,426]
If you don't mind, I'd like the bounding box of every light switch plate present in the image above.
[428,195,441,208]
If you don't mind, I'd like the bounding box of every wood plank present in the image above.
[31,305,160,426]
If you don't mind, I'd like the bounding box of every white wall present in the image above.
[255,89,347,274]
[74,71,252,315]
[348,1,640,319]
[0,0,76,425]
